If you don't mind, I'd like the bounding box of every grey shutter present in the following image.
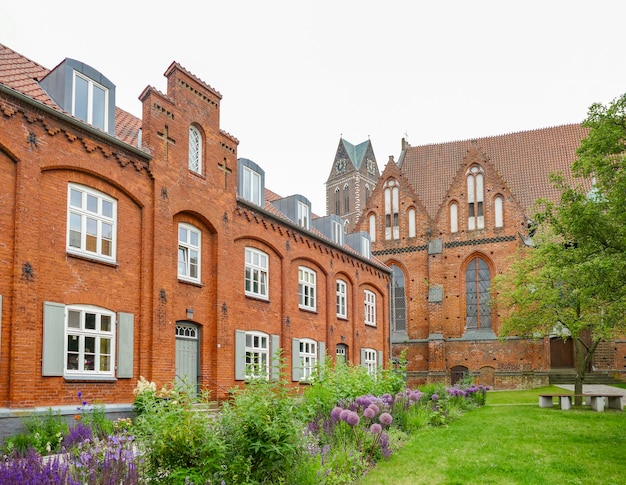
[292,338,301,381]
[271,334,280,381]
[318,341,326,367]
[42,302,65,376]
[235,330,246,380]
[377,350,383,369]
[117,312,134,378]
[360,348,366,369]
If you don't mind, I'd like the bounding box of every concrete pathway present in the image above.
[556,384,626,397]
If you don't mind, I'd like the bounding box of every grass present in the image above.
[358,386,626,485]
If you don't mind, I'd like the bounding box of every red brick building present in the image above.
[343,132,626,388]
[0,43,390,433]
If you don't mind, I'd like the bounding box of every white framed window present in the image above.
[362,235,371,259]
[67,184,117,263]
[336,343,348,363]
[297,201,310,230]
[65,305,115,377]
[384,180,399,240]
[336,279,347,318]
[73,71,108,131]
[467,166,485,230]
[408,208,416,238]
[245,247,268,299]
[298,338,317,380]
[450,202,459,233]
[494,195,504,228]
[298,266,316,311]
[364,290,377,326]
[369,213,376,242]
[189,125,202,174]
[244,331,269,379]
[242,165,262,205]
[361,348,378,377]
[332,220,343,245]
[178,223,201,282]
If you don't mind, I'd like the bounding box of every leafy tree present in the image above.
[493,94,626,400]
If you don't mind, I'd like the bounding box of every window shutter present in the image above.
[292,338,301,381]
[271,334,280,381]
[377,350,383,369]
[360,348,366,369]
[235,330,246,380]
[42,302,65,376]
[117,312,134,378]
[318,341,326,367]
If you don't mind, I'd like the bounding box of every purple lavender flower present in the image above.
[346,411,360,426]
[379,412,393,425]
[369,423,382,434]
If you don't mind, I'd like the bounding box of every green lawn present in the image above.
[358,386,626,485]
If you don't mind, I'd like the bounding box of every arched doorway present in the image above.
[550,337,574,369]
[450,365,469,385]
[175,322,200,395]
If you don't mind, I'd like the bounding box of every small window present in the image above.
[297,201,310,230]
[298,266,316,311]
[65,305,115,377]
[189,126,202,174]
[332,220,343,245]
[494,196,504,228]
[298,338,318,381]
[450,202,459,233]
[67,184,117,263]
[245,248,269,299]
[336,343,348,363]
[362,235,371,259]
[336,279,347,318]
[242,165,262,205]
[362,348,377,376]
[244,331,269,379]
[73,72,108,130]
[369,214,376,242]
[364,290,376,326]
[408,208,416,238]
[178,223,201,282]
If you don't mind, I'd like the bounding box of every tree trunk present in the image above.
[573,338,587,406]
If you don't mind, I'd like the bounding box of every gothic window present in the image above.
[467,166,484,230]
[450,202,459,233]
[465,257,491,330]
[494,195,504,228]
[390,265,406,334]
[334,187,341,215]
[408,208,416,238]
[343,184,350,214]
[369,213,376,242]
[189,125,202,174]
[384,179,399,240]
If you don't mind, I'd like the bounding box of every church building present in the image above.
[330,132,626,389]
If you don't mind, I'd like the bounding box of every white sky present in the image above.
[2,1,626,213]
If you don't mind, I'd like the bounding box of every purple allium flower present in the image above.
[369,423,382,434]
[379,412,393,425]
[339,409,350,422]
[346,411,360,426]
[368,403,379,414]
[331,406,343,421]
[363,407,376,419]
[431,393,439,402]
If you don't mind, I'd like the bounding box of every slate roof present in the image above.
[399,124,590,219]
[341,138,370,170]
[0,43,141,147]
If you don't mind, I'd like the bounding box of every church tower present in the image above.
[325,138,380,232]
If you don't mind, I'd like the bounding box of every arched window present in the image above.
[369,213,376,242]
[188,125,202,174]
[408,208,416,238]
[467,166,484,230]
[465,257,491,330]
[494,195,504,228]
[384,179,399,240]
[390,265,406,335]
[450,202,458,233]
[334,187,341,215]
[343,184,350,214]
[365,184,371,205]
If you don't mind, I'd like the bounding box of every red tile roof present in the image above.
[400,124,590,218]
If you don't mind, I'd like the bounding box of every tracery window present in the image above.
[465,257,491,330]
[467,166,484,230]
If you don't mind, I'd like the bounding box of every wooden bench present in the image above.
[539,394,624,412]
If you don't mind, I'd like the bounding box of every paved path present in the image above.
[556,384,626,397]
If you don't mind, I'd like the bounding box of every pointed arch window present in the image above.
[450,202,459,233]
[343,184,350,214]
[369,213,376,242]
[465,257,491,330]
[334,187,341,215]
[365,184,371,205]
[188,125,202,174]
[390,265,406,335]
[467,166,484,230]
[408,208,416,238]
[494,195,504,228]
[384,179,399,240]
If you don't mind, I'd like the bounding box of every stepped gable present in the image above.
[400,124,590,219]
[0,42,141,147]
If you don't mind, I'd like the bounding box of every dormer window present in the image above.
[73,72,108,131]
[238,159,265,207]
[331,219,342,245]
[297,200,310,230]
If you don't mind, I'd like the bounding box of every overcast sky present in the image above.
[2,1,626,213]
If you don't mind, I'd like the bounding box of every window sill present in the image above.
[364,322,377,328]
[66,252,118,268]
[178,278,204,288]
[337,315,349,321]
[299,307,317,314]
[63,375,117,382]
[245,293,270,302]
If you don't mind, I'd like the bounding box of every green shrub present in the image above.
[2,408,68,455]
